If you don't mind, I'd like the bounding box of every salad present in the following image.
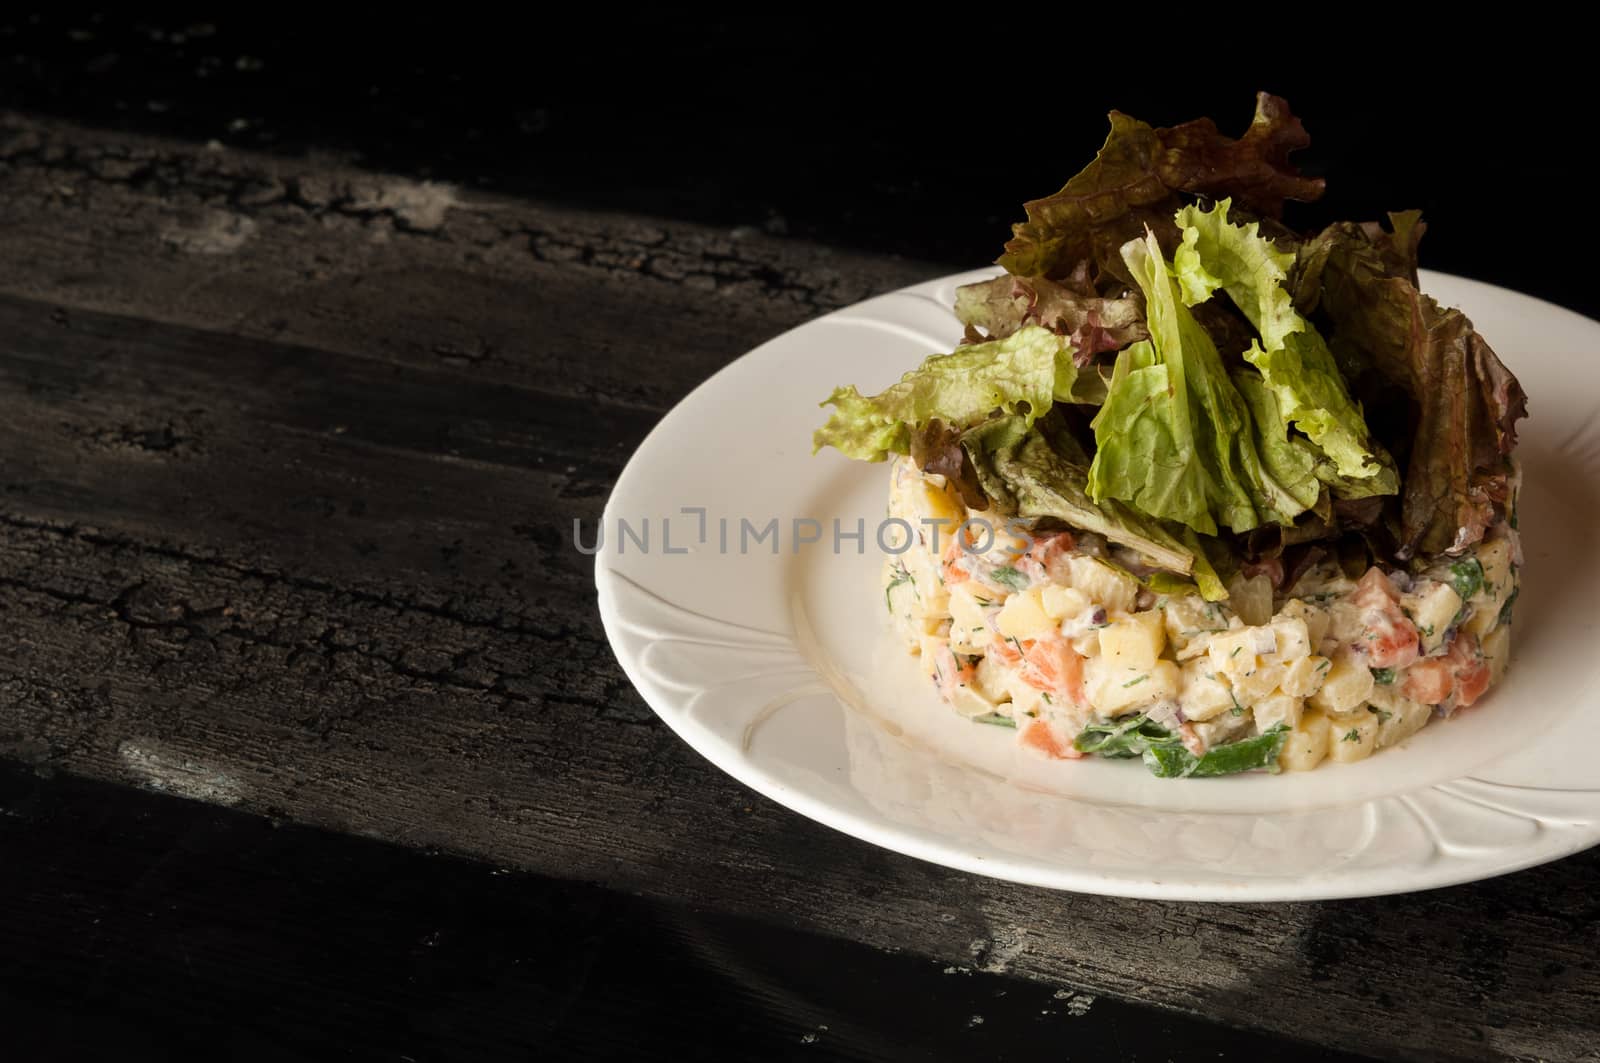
[814,94,1527,778]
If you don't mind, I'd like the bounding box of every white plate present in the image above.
[595,268,1600,901]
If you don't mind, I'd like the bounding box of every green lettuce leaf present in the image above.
[1173,200,1399,497]
[966,422,1191,575]
[1072,712,1175,758]
[813,326,1077,461]
[1176,527,1228,602]
[999,93,1324,284]
[1073,712,1288,777]
[1086,230,1315,536]
[1230,369,1321,506]
[1295,219,1528,557]
[962,416,1227,600]
[1143,724,1289,778]
[953,274,1147,363]
[1087,336,1211,531]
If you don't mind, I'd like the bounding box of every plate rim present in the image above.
[595,266,1600,901]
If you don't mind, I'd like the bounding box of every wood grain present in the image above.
[0,761,1392,1063]
[0,113,1593,1063]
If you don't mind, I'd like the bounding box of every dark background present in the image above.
[0,11,1588,1061]
[3,13,1592,316]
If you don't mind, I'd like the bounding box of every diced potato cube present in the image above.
[1478,539,1515,603]
[948,584,998,653]
[886,561,934,648]
[1326,600,1366,646]
[1405,580,1462,654]
[900,537,950,618]
[1001,673,1046,718]
[1041,584,1091,621]
[948,583,994,632]
[880,514,914,553]
[974,654,1012,703]
[1098,610,1166,672]
[1309,650,1375,715]
[1482,624,1512,686]
[1164,595,1229,654]
[1231,661,1286,706]
[1326,708,1380,763]
[1069,632,1100,659]
[1276,599,1330,647]
[1367,685,1431,749]
[948,630,988,657]
[1266,617,1313,660]
[886,467,967,613]
[1065,556,1138,615]
[894,476,966,538]
[1294,565,1357,599]
[1192,710,1249,750]
[1467,542,1517,633]
[1280,655,1330,698]
[948,630,985,657]
[1178,658,1238,722]
[985,527,1032,570]
[1279,709,1331,772]
[1085,658,1180,715]
[1208,627,1270,681]
[1228,572,1275,626]
[948,682,1000,719]
[1462,601,1499,639]
[996,588,1056,642]
[893,608,944,650]
[1253,692,1303,733]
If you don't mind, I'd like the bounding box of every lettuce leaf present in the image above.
[1087,337,1211,531]
[954,274,1147,363]
[1073,713,1288,776]
[999,93,1324,284]
[963,419,1223,592]
[1231,369,1323,508]
[1298,211,1426,296]
[813,326,1077,461]
[1295,219,1528,557]
[1173,200,1399,497]
[1086,230,1316,536]
[908,420,987,510]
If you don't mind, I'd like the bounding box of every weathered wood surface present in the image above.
[0,113,1593,1063]
[1,762,1381,1063]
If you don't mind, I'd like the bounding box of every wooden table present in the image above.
[1,106,1596,1062]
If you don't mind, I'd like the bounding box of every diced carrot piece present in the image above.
[933,642,976,701]
[1020,634,1087,708]
[1019,718,1082,760]
[1447,634,1491,707]
[1018,532,1075,582]
[1403,658,1455,704]
[940,534,971,586]
[1350,569,1420,669]
[989,639,1023,667]
[1352,567,1401,607]
[1454,661,1491,707]
[1365,620,1422,670]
